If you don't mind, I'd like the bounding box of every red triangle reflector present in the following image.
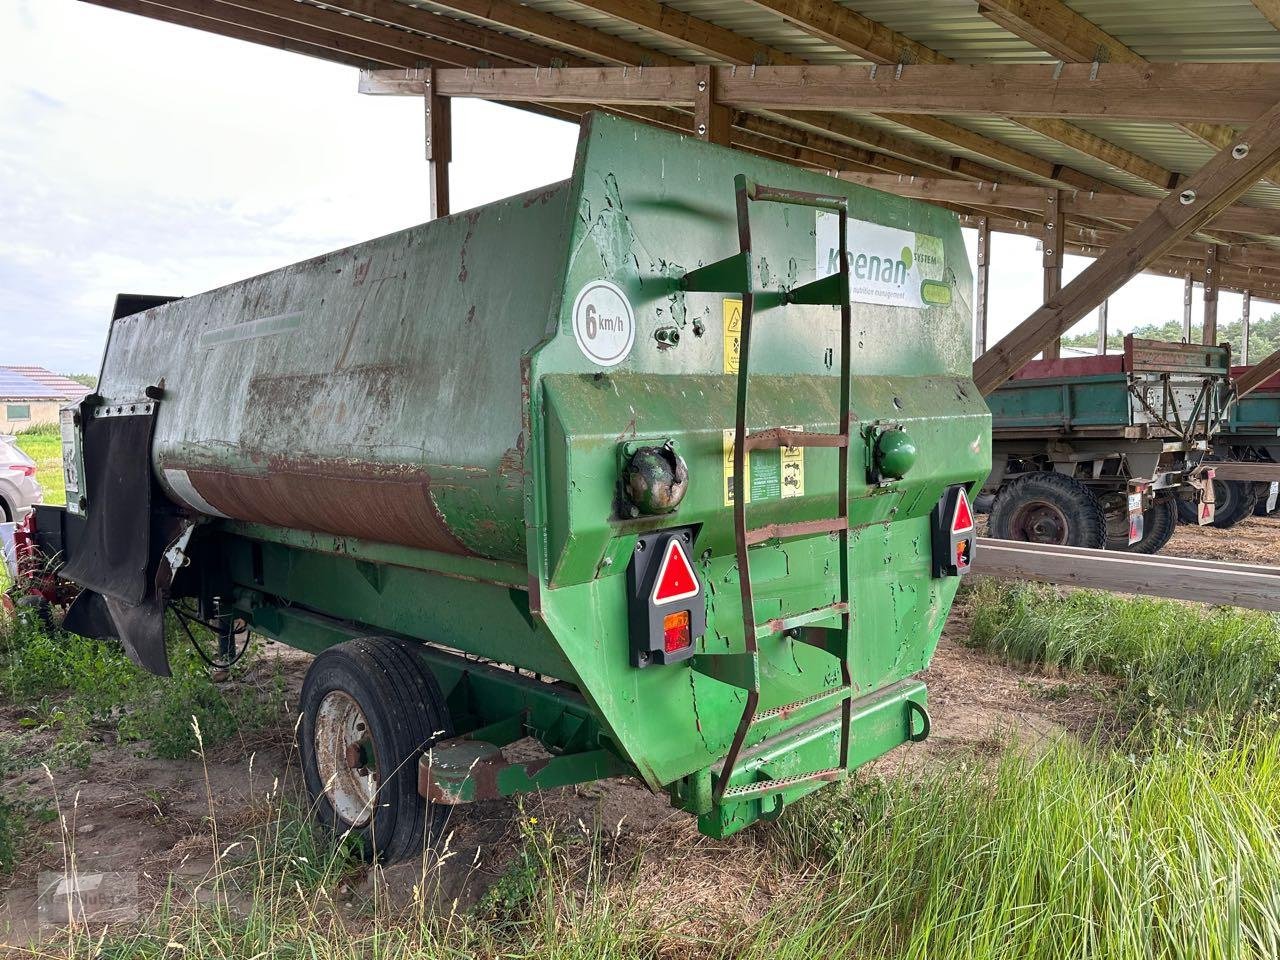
[951,488,974,534]
[652,539,700,605]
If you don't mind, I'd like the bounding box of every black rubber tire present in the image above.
[989,472,1107,548]
[1105,495,1178,554]
[1209,478,1258,529]
[298,636,453,864]
[1177,475,1260,528]
[1253,482,1278,516]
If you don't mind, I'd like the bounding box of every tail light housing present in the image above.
[627,527,705,667]
[931,485,975,578]
[7,464,34,478]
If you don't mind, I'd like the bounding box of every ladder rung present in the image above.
[680,251,751,294]
[744,428,848,452]
[751,683,851,726]
[785,272,848,306]
[719,767,846,803]
[755,602,848,637]
[744,517,848,546]
[746,180,848,212]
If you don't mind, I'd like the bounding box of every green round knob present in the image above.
[876,429,917,480]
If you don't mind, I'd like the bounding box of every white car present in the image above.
[0,436,43,523]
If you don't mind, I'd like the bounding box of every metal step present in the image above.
[744,427,848,452]
[750,683,851,726]
[744,516,848,546]
[755,601,847,637]
[719,767,846,802]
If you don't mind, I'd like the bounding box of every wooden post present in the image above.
[425,70,452,219]
[972,99,1280,396]
[975,216,990,358]
[1203,244,1219,344]
[1097,298,1109,354]
[1041,189,1064,360]
[694,64,731,146]
[1243,290,1253,364]
[1183,272,1194,342]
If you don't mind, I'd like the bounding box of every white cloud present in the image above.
[1,0,1270,375]
[0,0,577,373]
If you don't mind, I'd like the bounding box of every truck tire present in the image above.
[299,636,453,863]
[1176,473,1260,528]
[1253,482,1279,516]
[1207,478,1258,529]
[1105,495,1178,554]
[989,472,1107,548]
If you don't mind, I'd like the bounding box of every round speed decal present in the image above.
[571,279,635,367]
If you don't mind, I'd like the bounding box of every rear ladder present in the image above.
[681,175,854,804]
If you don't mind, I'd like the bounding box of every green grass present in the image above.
[13,422,65,507]
[55,724,1280,960]
[967,580,1280,735]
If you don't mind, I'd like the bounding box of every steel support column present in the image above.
[1042,189,1064,360]
[1203,244,1220,344]
[694,64,731,145]
[1243,290,1253,364]
[1183,272,1194,341]
[975,216,990,358]
[426,70,452,219]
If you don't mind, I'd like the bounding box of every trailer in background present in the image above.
[982,337,1229,553]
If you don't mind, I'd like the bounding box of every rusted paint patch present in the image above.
[182,458,476,557]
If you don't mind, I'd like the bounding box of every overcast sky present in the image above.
[0,0,1266,375]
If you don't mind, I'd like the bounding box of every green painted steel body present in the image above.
[986,374,1132,431]
[91,115,988,835]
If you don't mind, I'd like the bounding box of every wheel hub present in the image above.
[315,691,379,826]
[1011,500,1070,544]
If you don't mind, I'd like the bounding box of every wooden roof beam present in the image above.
[840,172,1280,235]
[567,0,1118,191]
[80,0,393,67]
[978,0,1272,162]
[739,0,1178,188]
[420,63,1280,124]
[972,100,1280,394]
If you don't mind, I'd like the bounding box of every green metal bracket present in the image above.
[680,251,752,294]
[421,741,630,804]
[785,272,848,306]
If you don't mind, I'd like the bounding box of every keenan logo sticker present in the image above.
[816,214,949,310]
[571,279,635,366]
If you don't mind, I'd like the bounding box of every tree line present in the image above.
[1061,312,1280,362]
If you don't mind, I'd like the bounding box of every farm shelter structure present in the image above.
[75,0,1280,387]
[0,367,90,432]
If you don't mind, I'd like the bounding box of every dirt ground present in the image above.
[1166,513,1280,563]
[0,615,1112,949]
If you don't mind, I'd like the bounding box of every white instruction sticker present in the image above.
[571,279,635,367]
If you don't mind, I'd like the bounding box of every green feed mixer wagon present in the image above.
[16,115,988,861]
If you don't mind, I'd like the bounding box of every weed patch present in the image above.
[967,580,1280,735]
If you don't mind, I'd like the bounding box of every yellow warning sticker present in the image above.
[780,425,805,499]
[723,429,748,506]
[723,298,742,374]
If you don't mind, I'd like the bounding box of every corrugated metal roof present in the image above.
[847,0,1052,62]
[1067,0,1280,61]
[0,367,90,401]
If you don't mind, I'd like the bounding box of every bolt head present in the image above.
[1180,189,1197,205]
[1233,142,1250,159]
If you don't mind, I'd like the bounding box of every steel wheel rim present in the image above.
[314,691,379,827]
[1010,499,1070,544]
[1100,492,1131,542]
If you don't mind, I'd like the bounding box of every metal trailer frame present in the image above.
[982,335,1232,547]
